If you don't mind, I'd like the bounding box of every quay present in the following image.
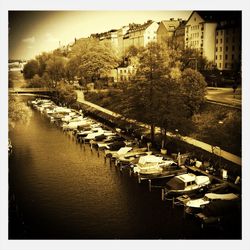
[75,91,241,167]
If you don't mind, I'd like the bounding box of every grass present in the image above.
[85,90,241,157]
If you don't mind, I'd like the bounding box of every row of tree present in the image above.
[22,38,207,147]
[23,38,119,87]
[115,42,207,147]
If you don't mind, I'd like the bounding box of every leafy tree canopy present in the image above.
[68,38,119,82]
[23,59,39,79]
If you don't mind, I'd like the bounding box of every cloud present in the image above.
[22,36,35,44]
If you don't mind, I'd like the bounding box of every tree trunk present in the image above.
[150,124,155,144]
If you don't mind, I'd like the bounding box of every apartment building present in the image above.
[185,11,218,62]
[173,20,186,50]
[185,11,241,70]
[123,20,159,53]
[157,18,182,44]
[91,29,119,52]
[117,26,129,56]
[215,13,241,71]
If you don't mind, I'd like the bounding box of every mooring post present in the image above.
[149,179,152,192]
[97,148,100,157]
[172,197,175,208]
[129,168,132,176]
[138,174,141,184]
[161,189,165,201]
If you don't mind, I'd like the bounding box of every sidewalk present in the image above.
[76,91,241,166]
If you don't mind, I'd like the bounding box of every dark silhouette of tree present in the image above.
[23,59,39,79]
[54,81,77,106]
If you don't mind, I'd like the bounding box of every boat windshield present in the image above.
[166,177,185,190]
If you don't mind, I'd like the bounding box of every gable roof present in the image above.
[160,20,180,31]
[187,10,241,24]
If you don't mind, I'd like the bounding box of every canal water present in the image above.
[9,96,241,239]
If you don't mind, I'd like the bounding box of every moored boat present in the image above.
[163,173,210,198]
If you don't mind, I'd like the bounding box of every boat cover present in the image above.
[205,193,239,201]
[116,147,133,156]
[138,155,163,165]
[186,198,210,208]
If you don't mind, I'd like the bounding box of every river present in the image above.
[8,96,241,239]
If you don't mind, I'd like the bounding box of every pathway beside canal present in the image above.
[75,90,241,166]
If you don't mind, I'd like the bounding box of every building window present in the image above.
[219,63,221,68]
[226,37,229,43]
[232,45,235,51]
[216,31,218,36]
[124,70,126,73]
[225,54,228,60]
[226,46,228,51]
[232,54,235,60]
[216,39,218,44]
[216,47,218,52]
[220,38,222,43]
[216,55,217,60]
[225,63,228,68]
[220,47,222,52]
[148,36,150,39]
[220,55,222,60]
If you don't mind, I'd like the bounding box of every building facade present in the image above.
[185,11,241,71]
[157,18,182,44]
[215,15,241,71]
[185,11,217,62]
[123,20,159,53]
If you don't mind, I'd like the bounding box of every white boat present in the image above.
[132,154,187,179]
[186,192,239,209]
[105,146,132,158]
[133,155,164,174]
[164,173,211,197]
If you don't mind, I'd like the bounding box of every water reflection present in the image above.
[9,96,241,239]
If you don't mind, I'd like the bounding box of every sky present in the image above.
[9,11,192,60]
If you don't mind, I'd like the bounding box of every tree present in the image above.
[180,68,207,116]
[46,55,67,86]
[54,81,77,106]
[179,48,211,71]
[36,52,51,77]
[122,42,189,145]
[68,38,119,83]
[9,96,32,129]
[23,59,39,79]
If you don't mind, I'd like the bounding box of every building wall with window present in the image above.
[116,65,136,82]
[185,11,217,62]
[157,19,181,44]
[123,21,159,53]
[215,26,241,71]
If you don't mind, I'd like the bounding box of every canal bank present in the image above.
[73,93,241,184]
[8,95,241,239]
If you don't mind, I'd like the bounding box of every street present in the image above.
[206,87,241,108]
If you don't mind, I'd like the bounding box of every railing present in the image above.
[9,87,55,93]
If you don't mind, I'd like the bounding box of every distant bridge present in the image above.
[9,87,55,94]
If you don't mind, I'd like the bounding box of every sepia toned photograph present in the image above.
[3,1,249,248]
